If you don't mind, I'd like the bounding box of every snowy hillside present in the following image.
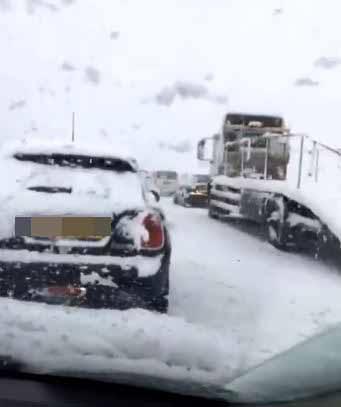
[1,0,341,171]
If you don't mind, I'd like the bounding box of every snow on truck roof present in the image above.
[0,139,138,171]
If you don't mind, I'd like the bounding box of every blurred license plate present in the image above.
[15,216,112,239]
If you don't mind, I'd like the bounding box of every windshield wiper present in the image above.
[27,186,72,194]
[0,356,25,374]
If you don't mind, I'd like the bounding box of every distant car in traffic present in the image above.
[173,182,208,208]
[0,140,171,313]
[192,174,210,184]
[153,170,179,196]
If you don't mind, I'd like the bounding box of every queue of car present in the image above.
[140,170,210,208]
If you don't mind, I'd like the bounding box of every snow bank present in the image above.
[0,298,238,387]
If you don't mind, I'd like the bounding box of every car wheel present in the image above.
[265,198,289,250]
[184,199,191,208]
[266,219,289,250]
[208,203,219,219]
[316,225,340,260]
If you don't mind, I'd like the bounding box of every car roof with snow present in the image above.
[0,140,146,236]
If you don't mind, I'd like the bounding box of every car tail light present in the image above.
[110,211,165,253]
[141,213,164,250]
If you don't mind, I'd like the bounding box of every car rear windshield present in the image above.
[13,153,136,173]
[194,175,209,183]
[225,114,283,128]
[155,171,178,179]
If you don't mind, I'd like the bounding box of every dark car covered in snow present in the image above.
[0,140,171,313]
[173,183,208,208]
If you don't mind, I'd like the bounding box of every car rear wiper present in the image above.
[0,356,25,374]
[27,186,72,194]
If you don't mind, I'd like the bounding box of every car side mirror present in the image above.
[197,137,214,161]
[197,139,206,160]
[150,189,160,202]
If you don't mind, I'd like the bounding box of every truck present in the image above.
[197,112,341,254]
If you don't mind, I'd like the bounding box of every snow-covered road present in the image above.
[1,198,341,395]
[164,197,341,368]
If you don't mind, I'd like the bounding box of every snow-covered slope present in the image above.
[1,0,341,172]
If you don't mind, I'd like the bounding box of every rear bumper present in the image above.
[186,194,208,207]
[0,249,170,311]
[160,191,176,197]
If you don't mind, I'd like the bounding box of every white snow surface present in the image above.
[1,198,341,399]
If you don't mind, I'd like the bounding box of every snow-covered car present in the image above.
[0,140,171,313]
[173,183,208,207]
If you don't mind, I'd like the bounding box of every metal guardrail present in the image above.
[287,134,341,189]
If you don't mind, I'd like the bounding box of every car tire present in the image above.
[150,295,169,313]
[266,219,289,250]
[184,199,191,208]
[316,225,340,260]
[265,197,289,250]
[208,203,219,219]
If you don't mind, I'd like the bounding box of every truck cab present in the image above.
[198,113,289,178]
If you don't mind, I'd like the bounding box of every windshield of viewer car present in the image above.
[1,1,341,404]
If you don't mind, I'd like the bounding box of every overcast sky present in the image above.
[1,0,341,171]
